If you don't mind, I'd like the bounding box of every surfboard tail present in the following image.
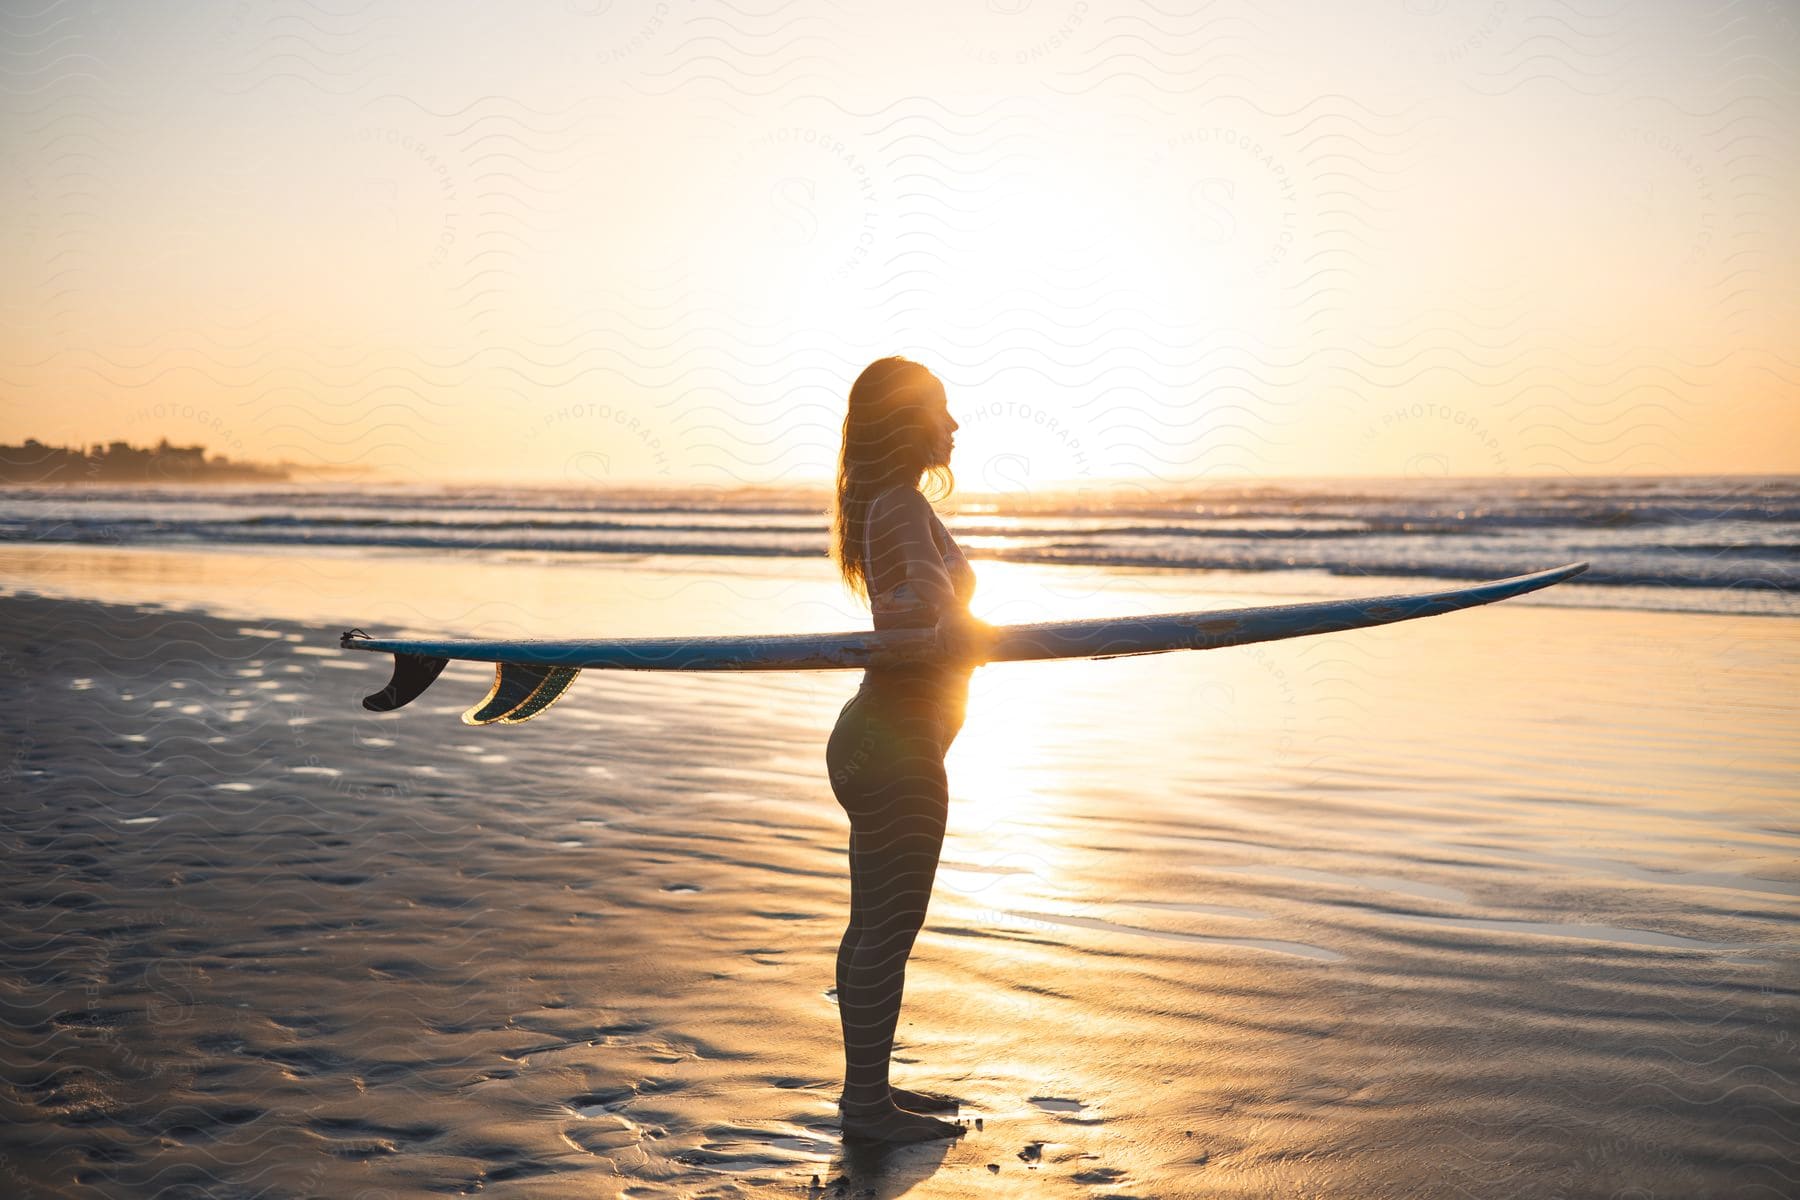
[341,631,582,724]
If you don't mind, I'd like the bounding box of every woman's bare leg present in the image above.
[837,827,961,1115]
[825,682,966,1142]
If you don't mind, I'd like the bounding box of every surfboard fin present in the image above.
[465,662,550,724]
[499,667,580,724]
[463,662,582,725]
[359,650,450,713]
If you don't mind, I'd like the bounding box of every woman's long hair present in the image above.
[831,356,954,602]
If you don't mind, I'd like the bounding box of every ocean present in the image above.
[3,474,1794,617]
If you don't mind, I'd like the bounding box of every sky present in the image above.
[2,0,1796,488]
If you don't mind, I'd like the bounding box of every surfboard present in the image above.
[339,562,1587,726]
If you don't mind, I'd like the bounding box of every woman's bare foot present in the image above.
[890,1086,958,1112]
[839,1101,963,1143]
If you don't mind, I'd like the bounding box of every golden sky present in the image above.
[2,0,1796,486]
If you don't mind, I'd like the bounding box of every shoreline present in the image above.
[3,540,1794,627]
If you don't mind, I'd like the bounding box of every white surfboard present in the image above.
[340,562,1586,726]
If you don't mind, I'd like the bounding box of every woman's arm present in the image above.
[868,488,992,662]
[867,487,961,614]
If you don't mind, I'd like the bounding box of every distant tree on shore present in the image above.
[0,438,291,484]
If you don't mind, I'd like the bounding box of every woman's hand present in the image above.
[934,609,994,665]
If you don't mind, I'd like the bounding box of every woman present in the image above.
[826,356,990,1143]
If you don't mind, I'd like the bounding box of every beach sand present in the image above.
[1,548,1796,1198]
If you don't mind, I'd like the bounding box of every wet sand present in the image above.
[1,554,1796,1198]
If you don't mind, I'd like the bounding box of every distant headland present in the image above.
[0,438,291,485]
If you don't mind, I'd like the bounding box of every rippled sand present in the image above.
[1,552,1795,1198]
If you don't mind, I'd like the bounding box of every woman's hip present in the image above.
[827,686,953,810]
[834,674,964,743]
